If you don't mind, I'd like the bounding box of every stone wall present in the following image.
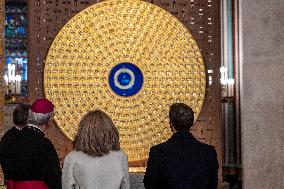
[240,0,284,188]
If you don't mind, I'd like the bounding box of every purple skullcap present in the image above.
[31,99,54,114]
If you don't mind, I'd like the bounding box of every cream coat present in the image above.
[62,150,130,189]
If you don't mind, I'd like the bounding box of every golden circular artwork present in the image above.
[44,0,206,162]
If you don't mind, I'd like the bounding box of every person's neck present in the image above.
[27,123,47,132]
[176,130,190,133]
[172,128,190,134]
[14,125,25,130]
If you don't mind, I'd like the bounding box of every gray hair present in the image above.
[28,110,53,125]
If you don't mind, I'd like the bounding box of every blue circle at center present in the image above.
[108,62,143,97]
[118,72,131,86]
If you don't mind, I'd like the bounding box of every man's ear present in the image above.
[170,122,176,133]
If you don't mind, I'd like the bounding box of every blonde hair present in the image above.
[73,110,120,157]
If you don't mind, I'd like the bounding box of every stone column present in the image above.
[0,0,5,187]
[239,0,284,188]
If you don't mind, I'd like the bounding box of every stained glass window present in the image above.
[4,0,27,98]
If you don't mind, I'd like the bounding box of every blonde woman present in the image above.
[62,110,130,189]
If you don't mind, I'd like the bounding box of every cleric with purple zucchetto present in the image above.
[0,99,62,189]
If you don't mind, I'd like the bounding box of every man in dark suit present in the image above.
[0,103,30,143]
[144,103,218,189]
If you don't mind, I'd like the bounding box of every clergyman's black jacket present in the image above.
[0,125,62,189]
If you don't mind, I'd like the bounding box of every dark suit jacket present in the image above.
[0,125,62,189]
[144,131,218,189]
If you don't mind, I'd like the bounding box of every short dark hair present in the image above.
[13,104,31,126]
[169,103,194,131]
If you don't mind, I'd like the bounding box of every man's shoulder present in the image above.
[5,127,19,134]
[22,127,55,148]
[151,140,166,149]
[196,139,215,149]
[40,136,57,150]
[188,138,216,155]
[151,136,216,156]
[149,140,172,155]
[1,128,13,139]
[193,141,218,165]
[0,127,21,142]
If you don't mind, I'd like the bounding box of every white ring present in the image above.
[114,68,135,90]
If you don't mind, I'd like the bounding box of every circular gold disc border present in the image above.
[44,0,206,162]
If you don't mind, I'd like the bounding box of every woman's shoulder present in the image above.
[120,150,128,158]
[110,150,128,159]
[65,150,127,161]
[65,150,86,161]
[109,149,124,155]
